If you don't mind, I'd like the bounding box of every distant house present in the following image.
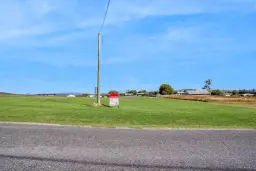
[177,91,185,95]
[183,90,210,95]
[119,92,125,96]
[177,89,196,95]
[67,94,76,98]
[119,92,133,96]
[242,93,254,97]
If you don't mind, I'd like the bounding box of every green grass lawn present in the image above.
[0,96,255,128]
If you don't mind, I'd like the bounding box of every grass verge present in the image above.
[0,96,255,128]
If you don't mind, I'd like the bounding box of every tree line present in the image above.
[107,79,255,96]
[108,84,175,95]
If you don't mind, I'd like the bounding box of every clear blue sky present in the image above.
[0,0,255,94]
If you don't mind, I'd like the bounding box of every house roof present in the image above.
[185,89,210,95]
[67,94,76,97]
[242,93,254,96]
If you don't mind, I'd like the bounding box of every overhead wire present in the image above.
[99,0,111,33]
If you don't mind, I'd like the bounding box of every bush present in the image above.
[138,90,147,93]
[108,90,118,94]
[231,90,239,96]
[127,90,137,95]
[159,84,175,95]
[82,93,89,97]
[211,90,224,96]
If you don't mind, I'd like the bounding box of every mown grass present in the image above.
[0,96,255,128]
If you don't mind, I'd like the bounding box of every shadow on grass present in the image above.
[101,104,112,108]
[86,103,116,108]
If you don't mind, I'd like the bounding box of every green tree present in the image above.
[148,91,159,95]
[239,89,247,95]
[82,93,89,97]
[159,84,174,95]
[138,90,147,93]
[202,79,212,91]
[108,90,118,94]
[211,89,224,96]
[128,90,137,95]
[231,90,239,96]
[154,91,159,95]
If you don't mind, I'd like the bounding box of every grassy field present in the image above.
[0,96,255,128]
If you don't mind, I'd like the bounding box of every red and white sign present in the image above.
[109,93,119,107]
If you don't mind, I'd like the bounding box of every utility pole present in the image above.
[97,32,101,104]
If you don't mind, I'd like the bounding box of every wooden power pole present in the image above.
[97,32,101,105]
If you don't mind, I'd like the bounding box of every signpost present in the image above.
[109,93,119,107]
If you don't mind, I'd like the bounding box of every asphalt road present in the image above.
[0,123,255,171]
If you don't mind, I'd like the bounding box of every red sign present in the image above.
[109,93,119,98]
[109,93,119,107]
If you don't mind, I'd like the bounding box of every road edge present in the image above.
[0,121,255,131]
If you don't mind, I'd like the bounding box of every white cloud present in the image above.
[0,25,53,41]
[1,0,254,41]
[0,0,255,67]
[47,31,93,45]
[0,0,83,40]
[103,0,256,25]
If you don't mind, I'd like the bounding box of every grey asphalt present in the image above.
[0,123,255,171]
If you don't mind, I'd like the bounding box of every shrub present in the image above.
[108,90,118,94]
[159,84,175,95]
[211,90,225,96]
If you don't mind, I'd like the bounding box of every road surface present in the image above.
[0,123,256,171]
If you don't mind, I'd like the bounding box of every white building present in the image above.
[242,93,254,97]
[183,90,210,95]
[67,94,76,97]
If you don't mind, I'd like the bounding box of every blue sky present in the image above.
[0,0,255,94]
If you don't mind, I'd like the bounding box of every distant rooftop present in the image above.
[184,89,210,95]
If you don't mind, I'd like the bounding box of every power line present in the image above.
[99,0,111,33]
[97,0,111,105]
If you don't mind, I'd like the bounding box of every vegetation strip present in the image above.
[0,96,255,128]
